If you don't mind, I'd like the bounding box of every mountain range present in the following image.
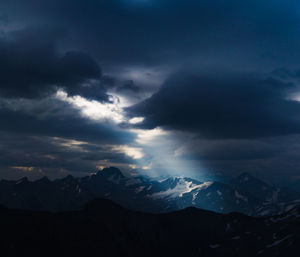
[1,198,300,257]
[0,167,299,216]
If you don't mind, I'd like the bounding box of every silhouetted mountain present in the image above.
[231,172,300,203]
[231,172,300,216]
[0,198,300,257]
[0,167,299,216]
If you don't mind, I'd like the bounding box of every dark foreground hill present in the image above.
[1,199,300,257]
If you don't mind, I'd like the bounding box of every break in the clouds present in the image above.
[127,70,300,181]
[1,0,300,183]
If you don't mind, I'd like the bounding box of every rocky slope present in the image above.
[0,167,299,216]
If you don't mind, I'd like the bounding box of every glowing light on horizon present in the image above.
[11,166,35,172]
[52,137,89,152]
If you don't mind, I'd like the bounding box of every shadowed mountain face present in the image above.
[0,198,300,257]
[0,167,299,216]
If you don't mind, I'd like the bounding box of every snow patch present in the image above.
[135,186,145,193]
[192,191,199,204]
[266,235,292,248]
[235,190,248,202]
[151,179,213,199]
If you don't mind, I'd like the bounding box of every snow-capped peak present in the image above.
[151,178,213,199]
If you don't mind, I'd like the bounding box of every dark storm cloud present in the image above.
[194,135,300,183]
[177,138,279,161]
[129,71,300,139]
[1,0,300,182]
[117,80,140,93]
[1,0,300,68]
[0,101,134,145]
[0,14,140,179]
[127,69,300,182]
[0,26,106,100]
[0,131,136,180]
[0,96,138,179]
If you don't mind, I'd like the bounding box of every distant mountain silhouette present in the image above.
[0,167,299,216]
[0,198,300,257]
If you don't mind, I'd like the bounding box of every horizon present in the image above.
[0,166,290,189]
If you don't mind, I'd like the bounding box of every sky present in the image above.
[1,0,300,183]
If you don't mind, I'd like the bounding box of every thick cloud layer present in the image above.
[0,27,106,100]
[0,131,136,180]
[2,0,300,68]
[129,72,300,139]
